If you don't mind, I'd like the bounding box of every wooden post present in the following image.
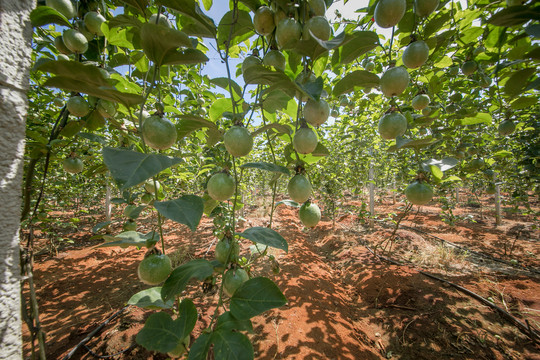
[493,172,502,226]
[392,177,396,205]
[455,186,460,203]
[105,179,111,222]
[369,149,375,228]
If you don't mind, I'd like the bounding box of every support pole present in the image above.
[493,172,502,226]
[369,149,375,228]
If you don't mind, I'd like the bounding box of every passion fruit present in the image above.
[412,94,430,110]
[415,0,439,17]
[223,268,249,297]
[62,29,88,54]
[303,16,331,41]
[141,115,177,150]
[241,56,261,76]
[378,112,407,140]
[299,201,321,228]
[288,174,312,203]
[405,181,434,205]
[137,254,172,285]
[461,60,477,76]
[304,99,330,126]
[276,18,302,49]
[374,0,407,28]
[84,11,106,36]
[63,157,84,174]
[207,173,235,202]
[402,40,430,69]
[380,66,410,97]
[253,6,275,36]
[293,127,318,154]
[223,126,253,157]
[498,120,515,136]
[263,50,286,71]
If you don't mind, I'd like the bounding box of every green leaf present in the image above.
[337,31,379,65]
[243,64,293,86]
[210,77,243,99]
[78,132,107,145]
[30,6,71,27]
[202,0,213,10]
[162,48,209,65]
[429,165,443,180]
[488,5,540,27]
[230,277,287,320]
[96,231,158,248]
[457,112,492,126]
[187,332,213,360]
[294,32,347,61]
[176,115,218,139]
[240,162,290,175]
[161,259,215,301]
[441,175,462,183]
[217,10,253,47]
[238,227,288,252]
[154,195,204,232]
[424,12,451,38]
[209,98,234,121]
[140,23,192,66]
[238,0,262,11]
[311,142,330,157]
[102,147,182,190]
[128,287,175,310]
[504,68,535,96]
[493,150,513,158]
[177,299,198,336]
[252,122,292,136]
[136,312,191,353]
[39,61,143,107]
[275,200,300,208]
[511,96,538,109]
[333,70,380,96]
[122,0,149,15]
[215,312,253,333]
[212,330,254,360]
[157,0,217,38]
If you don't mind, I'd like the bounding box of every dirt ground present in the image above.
[22,193,540,359]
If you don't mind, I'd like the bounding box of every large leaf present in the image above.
[154,195,204,232]
[140,23,192,66]
[212,330,254,360]
[162,48,209,66]
[127,287,174,310]
[122,0,149,15]
[488,5,540,27]
[457,112,492,126]
[230,277,287,320]
[136,308,196,353]
[187,332,213,360]
[238,227,288,253]
[157,0,217,38]
[336,31,379,65]
[161,259,215,301]
[240,162,290,175]
[252,122,292,136]
[215,312,253,333]
[504,68,535,96]
[295,32,347,61]
[96,231,158,248]
[217,10,254,47]
[102,147,182,190]
[30,6,71,27]
[333,70,380,96]
[38,60,143,107]
[177,115,218,139]
[421,158,459,172]
[210,77,243,99]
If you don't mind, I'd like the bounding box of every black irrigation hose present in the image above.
[365,245,540,345]
[62,306,129,360]
[83,343,136,359]
[399,224,540,276]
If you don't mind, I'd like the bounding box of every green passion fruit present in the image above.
[84,11,106,36]
[461,60,477,76]
[263,50,286,71]
[498,120,516,136]
[374,0,407,28]
[303,16,331,41]
[380,66,410,97]
[412,94,430,110]
[75,20,94,41]
[96,99,116,118]
[63,157,84,174]
[299,202,321,228]
[141,115,177,150]
[67,96,90,117]
[402,40,430,69]
[241,55,262,76]
[223,268,249,297]
[293,127,318,154]
[137,254,172,285]
[46,0,75,19]
[295,71,317,102]
[223,126,253,157]
[215,238,240,264]
[144,179,161,194]
[62,29,88,54]
[149,13,172,27]
[378,112,407,140]
[308,0,327,16]
[405,181,434,205]
[207,173,235,202]
[276,18,302,49]
[288,174,312,203]
[304,98,330,126]
[415,0,439,17]
[54,36,72,55]
[253,6,275,36]
[364,61,375,71]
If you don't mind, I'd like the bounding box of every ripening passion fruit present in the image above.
[405,181,434,205]
[276,18,302,49]
[141,115,177,150]
[207,173,235,202]
[380,66,410,97]
[288,174,312,203]
[223,268,249,297]
[223,126,253,157]
[498,120,516,136]
[303,16,331,41]
[62,29,88,54]
[412,94,430,110]
[137,254,172,285]
[304,99,330,126]
[378,112,407,140]
[461,60,477,76]
[63,157,84,174]
[402,40,430,69]
[84,11,106,36]
[253,6,275,36]
[415,0,439,17]
[67,96,90,117]
[241,55,261,76]
[293,127,318,154]
[374,0,407,28]
[263,50,286,71]
[299,201,321,228]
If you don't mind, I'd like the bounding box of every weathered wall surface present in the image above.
[0,1,35,358]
